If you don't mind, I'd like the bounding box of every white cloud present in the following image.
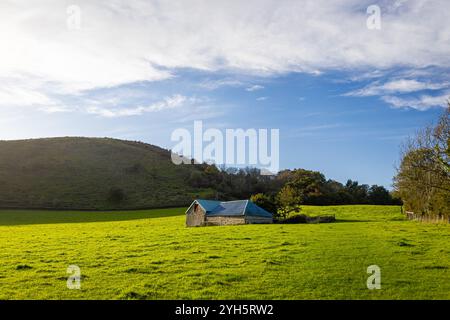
[2,0,450,112]
[0,79,69,113]
[85,94,189,117]
[344,77,450,110]
[198,78,243,90]
[0,86,55,107]
[382,93,450,111]
[346,79,449,96]
[246,85,264,92]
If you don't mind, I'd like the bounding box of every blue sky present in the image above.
[0,0,449,188]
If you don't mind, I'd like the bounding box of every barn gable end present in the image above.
[185,200,207,227]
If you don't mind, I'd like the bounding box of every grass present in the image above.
[0,205,449,299]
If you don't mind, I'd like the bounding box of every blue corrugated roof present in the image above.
[244,200,273,218]
[196,199,221,212]
[190,199,273,218]
[206,200,248,216]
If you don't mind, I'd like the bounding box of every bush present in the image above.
[276,214,336,224]
[276,214,308,224]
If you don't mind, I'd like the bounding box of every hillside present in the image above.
[0,137,213,210]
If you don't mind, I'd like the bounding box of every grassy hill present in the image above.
[0,205,448,299]
[0,137,213,210]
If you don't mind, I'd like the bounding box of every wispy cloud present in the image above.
[287,123,344,138]
[345,79,449,97]
[344,76,450,110]
[198,78,243,90]
[246,85,264,92]
[382,93,450,111]
[0,86,56,108]
[85,94,189,117]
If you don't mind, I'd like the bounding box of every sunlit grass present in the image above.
[0,205,448,299]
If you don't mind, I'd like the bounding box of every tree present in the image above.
[435,105,450,173]
[394,103,450,216]
[107,187,126,204]
[188,171,205,188]
[250,193,278,216]
[367,185,391,205]
[288,169,326,203]
[276,185,303,219]
[345,180,370,204]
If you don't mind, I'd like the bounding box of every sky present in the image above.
[0,0,449,188]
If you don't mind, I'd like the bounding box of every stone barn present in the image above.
[185,199,273,227]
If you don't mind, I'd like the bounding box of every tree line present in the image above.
[188,163,402,218]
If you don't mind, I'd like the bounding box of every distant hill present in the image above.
[0,137,213,210]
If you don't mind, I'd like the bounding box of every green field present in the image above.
[0,205,449,299]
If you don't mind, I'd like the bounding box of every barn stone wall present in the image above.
[186,204,206,227]
[205,216,246,226]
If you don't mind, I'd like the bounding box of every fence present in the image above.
[405,211,449,223]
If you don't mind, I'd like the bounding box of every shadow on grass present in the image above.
[0,208,185,226]
[335,218,406,223]
[1,211,404,226]
[334,219,371,223]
